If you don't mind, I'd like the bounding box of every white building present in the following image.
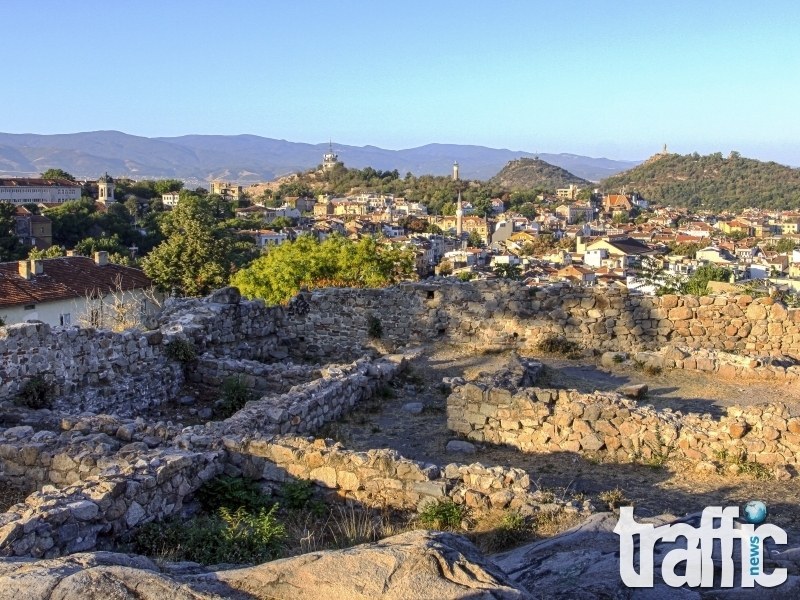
[162,192,181,207]
[0,253,155,328]
[0,178,82,205]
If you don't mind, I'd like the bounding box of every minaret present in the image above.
[453,161,463,238]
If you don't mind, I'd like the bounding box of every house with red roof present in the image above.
[0,253,155,328]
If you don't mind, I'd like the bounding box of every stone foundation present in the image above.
[448,382,800,471]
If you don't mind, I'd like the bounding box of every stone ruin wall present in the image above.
[448,382,800,472]
[289,280,800,360]
[0,352,588,559]
[2,280,800,559]
[3,281,800,412]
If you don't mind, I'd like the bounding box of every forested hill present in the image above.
[600,152,800,211]
[489,158,590,190]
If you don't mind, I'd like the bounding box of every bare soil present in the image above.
[320,347,800,540]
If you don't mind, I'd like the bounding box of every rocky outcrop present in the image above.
[0,531,529,599]
[494,512,800,599]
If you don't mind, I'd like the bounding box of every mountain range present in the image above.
[0,131,639,184]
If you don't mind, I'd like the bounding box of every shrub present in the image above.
[165,338,197,362]
[598,487,629,511]
[536,335,580,357]
[215,376,253,418]
[418,499,467,530]
[280,479,325,515]
[134,505,285,565]
[196,476,269,513]
[17,376,53,409]
[367,314,383,339]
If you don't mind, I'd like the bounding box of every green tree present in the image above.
[142,195,257,296]
[467,230,484,247]
[493,263,522,280]
[0,202,27,261]
[153,179,184,195]
[28,245,66,259]
[44,198,98,247]
[231,234,415,305]
[40,168,75,181]
[269,216,294,230]
[683,264,732,296]
[775,238,798,253]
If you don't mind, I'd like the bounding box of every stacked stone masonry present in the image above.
[448,382,800,470]
[4,282,800,412]
[2,280,800,560]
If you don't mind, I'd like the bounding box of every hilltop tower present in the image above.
[323,141,339,171]
[453,161,463,238]
[97,172,115,204]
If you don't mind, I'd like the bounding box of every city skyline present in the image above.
[4,0,800,165]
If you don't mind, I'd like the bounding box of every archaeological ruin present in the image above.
[1,279,800,597]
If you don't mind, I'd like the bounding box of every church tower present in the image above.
[97,172,115,204]
[453,162,463,238]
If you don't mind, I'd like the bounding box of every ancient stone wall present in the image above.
[447,382,800,471]
[287,281,800,359]
[0,322,181,416]
[0,448,222,558]
[223,435,571,515]
[4,282,800,414]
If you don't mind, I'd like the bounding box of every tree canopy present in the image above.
[0,202,26,261]
[40,168,75,181]
[601,152,800,211]
[231,234,416,305]
[142,195,257,296]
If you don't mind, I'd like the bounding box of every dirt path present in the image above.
[320,347,800,539]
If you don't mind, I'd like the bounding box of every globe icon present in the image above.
[743,500,768,524]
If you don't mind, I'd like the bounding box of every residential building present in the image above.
[0,253,155,328]
[555,203,593,224]
[556,185,581,200]
[238,229,289,248]
[0,178,82,204]
[162,192,181,207]
[210,181,243,202]
[13,208,52,249]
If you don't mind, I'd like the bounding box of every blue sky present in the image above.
[4,0,800,164]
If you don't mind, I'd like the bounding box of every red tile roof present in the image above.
[0,257,151,309]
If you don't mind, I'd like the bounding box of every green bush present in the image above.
[165,338,197,362]
[196,476,269,513]
[215,376,253,418]
[134,505,285,565]
[280,479,325,515]
[418,499,467,530]
[17,376,53,409]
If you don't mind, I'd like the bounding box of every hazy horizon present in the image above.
[5,0,800,166]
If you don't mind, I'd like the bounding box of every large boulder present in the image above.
[493,512,800,599]
[0,531,528,600]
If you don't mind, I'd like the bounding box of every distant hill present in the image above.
[601,151,800,210]
[489,157,591,191]
[0,131,637,184]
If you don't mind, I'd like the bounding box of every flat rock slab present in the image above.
[402,402,424,414]
[446,440,477,454]
[0,531,528,600]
